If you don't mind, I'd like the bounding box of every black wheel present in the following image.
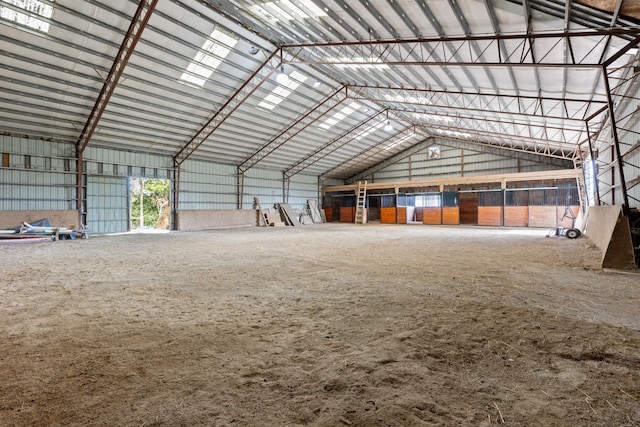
[565,228,581,239]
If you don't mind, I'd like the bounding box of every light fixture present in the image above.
[313,80,321,88]
[276,66,289,85]
[384,120,393,131]
[249,46,259,55]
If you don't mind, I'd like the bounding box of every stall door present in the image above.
[86,176,129,234]
[459,193,479,224]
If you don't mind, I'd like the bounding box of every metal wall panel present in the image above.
[0,135,75,158]
[288,174,319,210]
[242,168,283,209]
[0,136,76,211]
[86,176,129,234]
[179,159,237,209]
[367,141,567,183]
[84,146,172,179]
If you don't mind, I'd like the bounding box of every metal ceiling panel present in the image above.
[0,0,638,181]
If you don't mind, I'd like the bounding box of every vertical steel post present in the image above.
[237,168,244,209]
[75,149,84,228]
[602,64,630,212]
[172,160,180,231]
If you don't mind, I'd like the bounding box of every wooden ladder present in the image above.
[354,181,367,224]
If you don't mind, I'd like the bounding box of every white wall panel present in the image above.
[288,174,319,210]
[0,136,76,211]
[368,140,567,183]
[179,159,238,209]
[242,168,283,210]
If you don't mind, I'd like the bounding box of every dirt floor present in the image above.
[1,223,639,426]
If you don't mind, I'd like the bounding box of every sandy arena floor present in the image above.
[1,223,639,426]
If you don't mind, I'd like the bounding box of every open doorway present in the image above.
[129,178,170,231]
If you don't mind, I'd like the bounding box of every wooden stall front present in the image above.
[442,207,459,225]
[423,207,442,225]
[380,207,397,224]
[340,207,355,222]
[478,206,503,226]
[504,206,529,227]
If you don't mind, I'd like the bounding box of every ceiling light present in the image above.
[313,80,321,88]
[384,120,393,131]
[249,46,259,55]
[276,66,289,85]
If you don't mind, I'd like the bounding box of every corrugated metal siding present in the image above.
[84,146,172,179]
[242,168,283,210]
[179,159,237,209]
[0,136,76,210]
[288,174,319,210]
[86,176,129,234]
[0,135,75,157]
[365,140,568,183]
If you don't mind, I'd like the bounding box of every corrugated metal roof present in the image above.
[0,0,638,181]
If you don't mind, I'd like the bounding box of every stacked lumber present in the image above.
[265,210,285,227]
[276,203,301,226]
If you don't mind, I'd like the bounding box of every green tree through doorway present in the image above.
[130,178,170,230]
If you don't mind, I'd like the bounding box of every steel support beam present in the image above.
[76,0,158,153]
[284,109,388,178]
[238,85,348,173]
[348,85,596,123]
[174,48,281,165]
[345,136,434,184]
[322,125,416,179]
[75,0,158,226]
[411,121,579,160]
[391,109,585,152]
[281,29,640,68]
[345,134,574,184]
[172,160,180,230]
[602,64,631,211]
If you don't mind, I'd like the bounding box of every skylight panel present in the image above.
[296,0,326,18]
[385,94,431,105]
[331,57,390,70]
[249,0,327,22]
[188,62,208,77]
[432,129,473,139]
[257,70,307,110]
[192,54,221,73]
[179,27,238,87]
[179,73,206,87]
[257,100,277,110]
[273,86,292,98]
[1,0,54,33]
[355,121,386,140]
[319,102,361,130]
[409,112,453,124]
[384,133,415,151]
